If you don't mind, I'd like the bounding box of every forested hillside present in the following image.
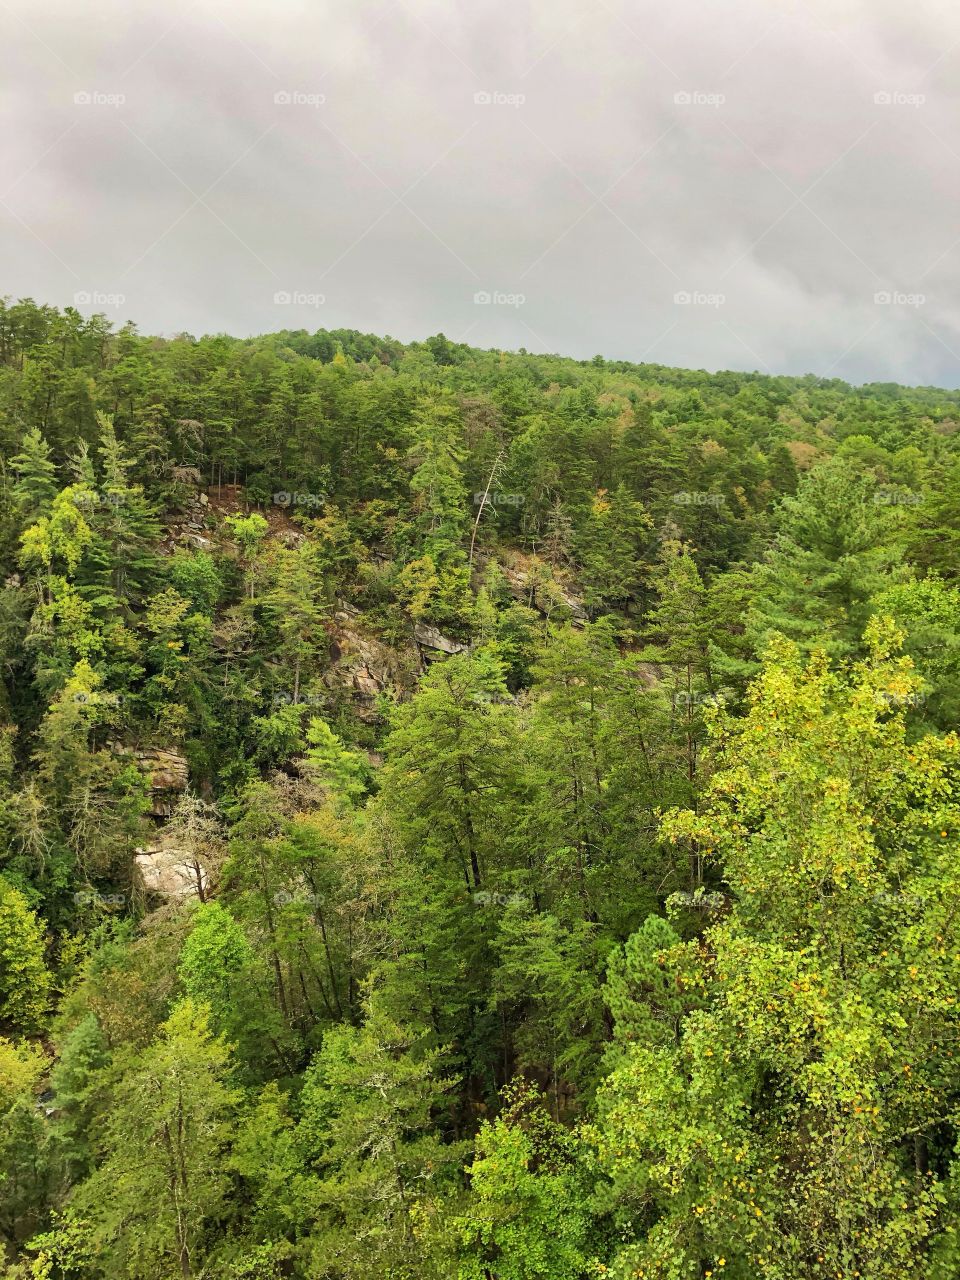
[3,296,960,1278]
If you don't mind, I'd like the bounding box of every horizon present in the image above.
[14,292,960,395]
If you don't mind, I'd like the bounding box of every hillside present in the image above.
[2,297,960,1277]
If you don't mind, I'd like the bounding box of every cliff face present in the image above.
[134,748,190,818]
[324,606,418,718]
[134,839,208,902]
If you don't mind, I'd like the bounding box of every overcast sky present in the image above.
[3,0,960,385]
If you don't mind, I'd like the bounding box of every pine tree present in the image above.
[748,455,905,659]
[294,998,465,1279]
[76,999,239,1278]
[9,427,58,528]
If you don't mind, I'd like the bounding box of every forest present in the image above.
[1,295,960,1278]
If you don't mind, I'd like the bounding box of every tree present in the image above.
[294,998,465,1279]
[0,878,51,1035]
[453,1079,599,1280]
[261,540,329,706]
[407,401,468,559]
[871,575,960,731]
[0,1037,54,1254]
[225,513,269,601]
[573,483,652,615]
[591,619,960,1279]
[48,1014,110,1180]
[81,411,160,604]
[76,999,239,1278]
[903,457,960,579]
[380,649,520,894]
[178,900,285,1080]
[748,456,905,659]
[303,718,369,806]
[9,428,58,529]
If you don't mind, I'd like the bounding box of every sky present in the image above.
[2,0,960,385]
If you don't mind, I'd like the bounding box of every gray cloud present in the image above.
[3,0,960,384]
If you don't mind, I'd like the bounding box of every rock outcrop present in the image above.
[413,622,469,656]
[325,607,416,717]
[135,748,189,818]
[134,841,208,900]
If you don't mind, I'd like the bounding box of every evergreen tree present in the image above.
[76,999,239,1278]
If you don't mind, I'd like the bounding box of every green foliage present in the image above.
[3,300,960,1277]
[0,879,51,1034]
[74,999,239,1278]
[293,998,466,1278]
[591,622,960,1278]
[454,1080,599,1280]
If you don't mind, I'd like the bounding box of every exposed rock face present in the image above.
[325,607,415,717]
[134,842,208,900]
[413,622,468,656]
[135,748,189,817]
